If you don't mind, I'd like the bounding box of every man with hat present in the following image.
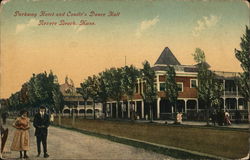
[33,106,50,158]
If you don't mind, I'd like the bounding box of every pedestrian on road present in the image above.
[33,106,50,158]
[1,112,8,125]
[50,112,54,125]
[10,110,30,159]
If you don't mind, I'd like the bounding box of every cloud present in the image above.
[16,18,39,34]
[76,26,86,33]
[73,26,86,33]
[136,16,159,38]
[192,15,220,37]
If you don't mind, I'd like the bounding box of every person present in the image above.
[50,113,54,125]
[1,112,8,125]
[210,110,217,126]
[10,110,30,159]
[33,106,50,158]
[225,111,231,125]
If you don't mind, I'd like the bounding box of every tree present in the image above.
[121,65,140,120]
[52,83,64,125]
[193,48,223,125]
[140,61,157,122]
[87,75,100,120]
[165,66,179,116]
[234,26,250,105]
[105,68,124,119]
[78,80,90,119]
[97,70,110,119]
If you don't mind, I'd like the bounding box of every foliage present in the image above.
[193,48,223,125]
[235,26,250,101]
[121,65,140,100]
[165,66,179,111]
[141,61,157,121]
[6,71,64,112]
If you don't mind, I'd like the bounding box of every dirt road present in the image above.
[2,120,172,160]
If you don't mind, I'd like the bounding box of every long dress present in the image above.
[10,117,30,151]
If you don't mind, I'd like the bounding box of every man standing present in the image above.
[33,106,50,158]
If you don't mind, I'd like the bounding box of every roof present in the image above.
[195,62,211,68]
[154,47,181,66]
[153,65,198,72]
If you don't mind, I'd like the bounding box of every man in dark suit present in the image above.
[33,106,50,158]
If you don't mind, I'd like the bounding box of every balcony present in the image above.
[224,91,237,96]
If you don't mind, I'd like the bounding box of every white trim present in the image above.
[190,79,197,88]
[155,71,197,77]
[177,82,184,92]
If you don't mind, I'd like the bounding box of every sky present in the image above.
[0,0,249,98]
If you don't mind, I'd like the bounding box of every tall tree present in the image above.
[105,68,124,119]
[52,83,64,125]
[121,65,140,120]
[234,26,250,105]
[165,66,179,114]
[193,48,223,125]
[140,61,157,122]
[78,80,90,119]
[97,70,110,119]
[87,75,100,119]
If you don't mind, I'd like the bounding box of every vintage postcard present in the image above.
[0,0,249,159]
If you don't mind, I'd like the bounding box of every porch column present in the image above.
[184,99,187,113]
[157,98,160,119]
[141,100,144,119]
[236,98,239,110]
[157,75,160,91]
[135,101,137,112]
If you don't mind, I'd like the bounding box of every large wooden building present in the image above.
[61,47,248,121]
[105,47,248,121]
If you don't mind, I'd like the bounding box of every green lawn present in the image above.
[54,117,249,159]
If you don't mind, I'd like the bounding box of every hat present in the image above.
[40,106,46,109]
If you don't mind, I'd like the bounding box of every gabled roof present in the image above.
[154,47,181,66]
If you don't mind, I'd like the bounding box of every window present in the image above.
[160,83,165,91]
[135,83,139,93]
[177,82,183,92]
[87,101,93,105]
[190,79,197,88]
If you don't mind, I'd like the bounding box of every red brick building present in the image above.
[106,47,248,121]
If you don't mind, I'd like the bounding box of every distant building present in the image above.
[60,76,102,118]
[105,47,248,121]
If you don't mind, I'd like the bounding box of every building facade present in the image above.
[60,77,103,118]
[106,47,248,121]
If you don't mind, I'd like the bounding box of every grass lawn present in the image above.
[54,117,249,159]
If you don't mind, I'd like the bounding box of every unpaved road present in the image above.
[3,120,172,160]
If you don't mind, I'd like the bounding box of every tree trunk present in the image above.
[58,110,61,126]
[205,103,209,126]
[130,99,135,122]
[103,102,107,119]
[116,101,119,119]
[93,101,96,120]
[84,101,87,119]
[150,103,153,123]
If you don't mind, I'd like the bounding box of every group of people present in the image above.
[210,110,232,126]
[1,106,51,159]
